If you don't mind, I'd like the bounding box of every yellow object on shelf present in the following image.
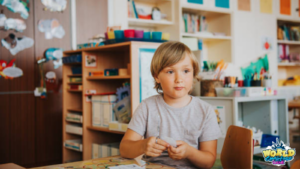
[281,75,300,86]
[107,31,115,39]
[162,33,170,40]
[108,122,128,132]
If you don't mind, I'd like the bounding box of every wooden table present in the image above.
[30,156,175,169]
[0,163,25,169]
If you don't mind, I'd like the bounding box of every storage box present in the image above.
[66,124,82,135]
[64,139,82,152]
[215,87,265,97]
[62,54,82,64]
[92,94,117,127]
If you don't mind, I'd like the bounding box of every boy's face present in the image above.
[155,55,194,100]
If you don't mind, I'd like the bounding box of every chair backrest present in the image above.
[221,125,253,169]
[291,159,300,169]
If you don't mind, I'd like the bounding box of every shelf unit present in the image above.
[277,19,300,86]
[179,0,233,63]
[63,41,162,162]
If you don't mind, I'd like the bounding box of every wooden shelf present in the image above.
[277,40,300,45]
[68,89,82,92]
[181,32,231,42]
[181,3,232,17]
[67,108,83,112]
[63,42,131,54]
[86,75,131,80]
[277,17,300,23]
[278,63,300,67]
[64,146,82,152]
[87,126,125,135]
[66,119,82,124]
[63,62,82,65]
[68,74,82,77]
[68,82,82,85]
[128,18,173,27]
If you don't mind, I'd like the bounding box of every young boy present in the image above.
[120,41,221,168]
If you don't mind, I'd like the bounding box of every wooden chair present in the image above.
[221,125,253,169]
[291,159,300,169]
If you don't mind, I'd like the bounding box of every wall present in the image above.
[0,0,108,167]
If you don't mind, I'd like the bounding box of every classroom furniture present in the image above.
[221,125,253,169]
[30,156,175,169]
[291,159,300,169]
[62,42,162,162]
[0,163,25,169]
[200,96,289,155]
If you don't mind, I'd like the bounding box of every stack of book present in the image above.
[66,112,82,123]
[64,140,82,152]
[92,94,117,128]
[92,142,120,159]
[182,13,207,33]
[278,25,300,41]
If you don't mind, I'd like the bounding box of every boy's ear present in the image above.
[154,75,160,83]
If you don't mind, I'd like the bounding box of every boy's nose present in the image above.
[175,74,183,83]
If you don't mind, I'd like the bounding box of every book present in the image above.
[64,139,82,152]
[92,142,120,158]
[66,112,82,123]
[66,124,82,135]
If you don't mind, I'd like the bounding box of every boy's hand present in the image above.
[168,140,191,160]
[143,137,169,157]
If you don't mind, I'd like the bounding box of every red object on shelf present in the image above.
[124,29,135,38]
[138,14,152,20]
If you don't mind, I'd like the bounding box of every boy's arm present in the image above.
[187,140,217,168]
[120,129,169,158]
[168,140,217,169]
[120,129,145,158]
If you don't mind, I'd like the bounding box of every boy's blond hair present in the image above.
[150,41,200,93]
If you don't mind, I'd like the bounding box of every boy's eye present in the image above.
[184,70,190,73]
[167,70,173,74]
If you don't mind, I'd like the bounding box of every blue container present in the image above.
[114,30,125,39]
[71,67,82,74]
[63,54,82,64]
[143,32,151,39]
[261,134,280,148]
[243,79,251,87]
[152,32,162,40]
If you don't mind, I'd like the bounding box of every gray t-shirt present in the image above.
[128,95,221,169]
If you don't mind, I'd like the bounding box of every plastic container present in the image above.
[152,31,162,40]
[114,30,124,39]
[134,30,144,38]
[215,87,264,97]
[162,32,170,40]
[71,67,82,74]
[107,31,115,39]
[143,32,151,39]
[124,29,135,38]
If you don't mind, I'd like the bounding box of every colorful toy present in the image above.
[0,59,23,79]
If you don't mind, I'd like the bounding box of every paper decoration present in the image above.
[0,59,23,79]
[280,0,291,15]
[38,19,65,39]
[262,36,273,51]
[139,48,157,102]
[238,0,251,11]
[0,14,26,32]
[214,105,226,138]
[85,55,97,67]
[260,0,272,14]
[41,0,67,12]
[1,33,34,55]
[0,0,29,19]
[215,0,230,9]
[45,48,63,69]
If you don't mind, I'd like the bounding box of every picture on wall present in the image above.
[139,48,157,102]
[85,55,97,68]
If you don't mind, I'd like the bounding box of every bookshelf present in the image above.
[62,41,161,162]
[277,19,300,86]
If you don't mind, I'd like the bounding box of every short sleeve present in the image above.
[127,101,147,136]
[199,106,222,142]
